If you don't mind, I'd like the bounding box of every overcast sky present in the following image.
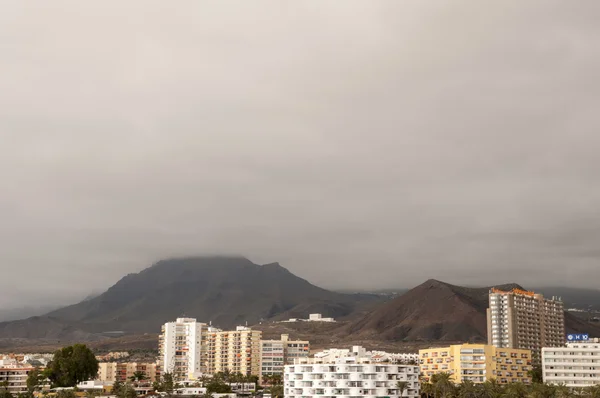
[1,1,599,311]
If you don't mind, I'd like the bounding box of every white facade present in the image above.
[542,339,600,388]
[283,314,335,323]
[309,313,335,322]
[160,318,218,381]
[284,347,420,398]
[312,346,417,365]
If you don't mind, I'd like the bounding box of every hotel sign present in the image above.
[567,334,589,341]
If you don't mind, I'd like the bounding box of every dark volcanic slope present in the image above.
[346,279,600,342]
[44,256,378,333]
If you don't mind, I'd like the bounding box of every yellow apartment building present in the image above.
[207,326,262,376]
[97,362,160,383]
[419,344,532,384]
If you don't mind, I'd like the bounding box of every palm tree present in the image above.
[129,371,148,386]
[397,381,409,397]
[528,382,557,398]
[584,385,600,398]
[431,372,455,398]
[457,380,478,398]
[503,382,528,398]
[269,385,283,398]
[554,383,572,398]
[481,379,503,398]
[421,382,434,398]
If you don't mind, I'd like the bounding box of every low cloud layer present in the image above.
[1,1,599,310]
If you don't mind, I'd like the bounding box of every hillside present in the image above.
[0,257,379,341]
[345,279,600,341]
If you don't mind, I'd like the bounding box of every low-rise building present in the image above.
[542,338,600,388]
[97,362,160,383]
[283,314,336,323]
[0,367,34,394]
[419,344,532,384]
[284,347,420,398]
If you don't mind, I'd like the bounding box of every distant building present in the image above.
[97,362,160,383]
[95,352,130,362]
[419,343,532,384]
[159,318,217,381]
[260,334,309,382]
[206,326,262,376]
[313,346,417,365]
[285,346,419,398]
[542,338,600,388]
[308,314,335,322]
[0,367,33,394]
[487,288,565,358]
[283,314,335,323]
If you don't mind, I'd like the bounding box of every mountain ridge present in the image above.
[0,258,599,349]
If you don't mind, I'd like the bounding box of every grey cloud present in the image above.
[1,0,600,310]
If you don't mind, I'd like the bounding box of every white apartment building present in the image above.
[159,318,217,381]
[284,346,420,398]
[260,334,309,381]
[542,339,600,388]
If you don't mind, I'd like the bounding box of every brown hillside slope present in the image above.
[345,279,600,341]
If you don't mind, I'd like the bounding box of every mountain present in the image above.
[1,261,598,349]
[9,256,379,337]
[533,287,600,311]
[345,279,600,341]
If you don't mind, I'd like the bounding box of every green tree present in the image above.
[129,372,147,386]
[554,384,572,398]
[112,379,124,396]
[397,381,409,397]
[46,344,99,388]
[457,380,478,398]
[503,382,529,398]
[0,382,12,398]
[268,385,283,398]
[528,383,557,398]
[159,373,175,396]
[246,375,259,385]
[421,382,434,398]
[116,383,137,398]
[27,368,46,394]
[528,364,544,385]
[205,379,232,394]
[584,385,600,398]
[480,379,503,398]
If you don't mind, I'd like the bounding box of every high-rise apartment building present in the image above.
[206,326,262,376]
[260,334,309,382]
[419,344,532,384]
[542,338,600,388]
[486,288,565,357]
[159,318,215,381]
